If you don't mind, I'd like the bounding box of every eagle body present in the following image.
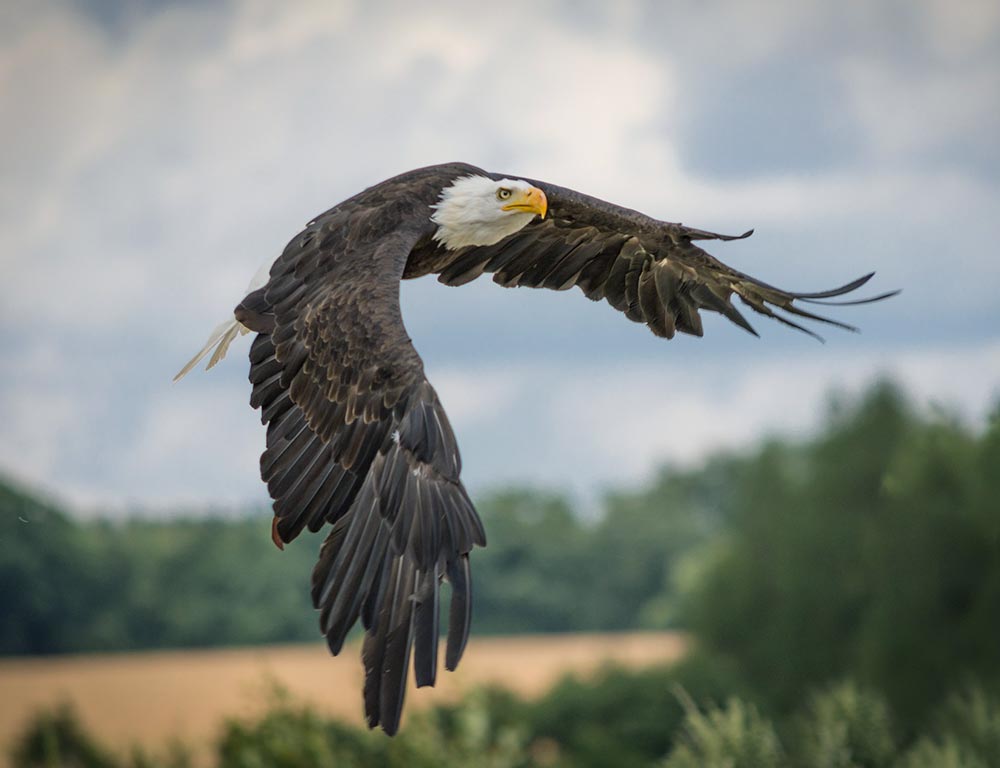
[176,162,895,735]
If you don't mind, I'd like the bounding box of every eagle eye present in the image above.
[496,188,512,201]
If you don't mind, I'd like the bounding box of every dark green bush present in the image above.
[217,692,382,768]
[12,683,1000,768]
[11,703,118,768]
[215,685,530,768]
[524,651,748,768]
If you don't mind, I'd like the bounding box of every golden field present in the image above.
[0,631,686,762]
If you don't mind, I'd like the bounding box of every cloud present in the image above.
[658,0,1000,179]
[841,54,1000,175]
[1,0,998,510]
[1,0,672,337]
[115,382,265,508]
[433,341,1000,499]
[8,338,994,513]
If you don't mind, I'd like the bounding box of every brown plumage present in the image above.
[200,161,897,735]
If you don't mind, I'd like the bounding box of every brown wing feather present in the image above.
[236,171,486,735]
[427,179,896,341]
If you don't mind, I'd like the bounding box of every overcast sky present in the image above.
[2,0,999,512]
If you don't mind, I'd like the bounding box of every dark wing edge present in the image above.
[431,182,898,342]
[310,380,485,735]
[239,221,485,736]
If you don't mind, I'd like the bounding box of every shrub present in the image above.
[895,687,1000,768]
[527,652,747,768]
[896,739,990,768]
[11,703,118,768]
[662,692,783,768]
[216,689,385,768]
[791,680,895,768]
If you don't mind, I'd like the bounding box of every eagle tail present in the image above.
[173,263,272,382]
[173,317,251,382]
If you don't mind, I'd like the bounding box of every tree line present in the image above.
[4,380,1000,765]
[0,433,724,654]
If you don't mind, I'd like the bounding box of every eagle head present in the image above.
[431,175,548,251]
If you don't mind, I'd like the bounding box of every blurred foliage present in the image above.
[921,687,1000,767]
[13,681,1000,768]
[0,437,729,652]
[791,680,896,768]
[525,652,748,768]
[5,379,1000,765]
[0,495,320,653]
[11,703,118,768]
[215,684,531,768]
[9,702,192,768]
[662,694,783,768]
[683,381,1000,729]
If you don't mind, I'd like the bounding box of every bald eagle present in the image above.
[175,162,895,734]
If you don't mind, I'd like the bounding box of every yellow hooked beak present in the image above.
[502,185,548,219]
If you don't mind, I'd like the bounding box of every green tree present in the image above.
[473,490,594,633]
[683,383,1000,730]
[0,479,102,654]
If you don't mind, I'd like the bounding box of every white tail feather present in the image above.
[173,318,250,381]
[173,263,271,382]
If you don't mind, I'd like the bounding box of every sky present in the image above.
[2,0,999,513]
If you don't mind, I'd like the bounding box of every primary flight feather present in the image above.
[175,162,896,735]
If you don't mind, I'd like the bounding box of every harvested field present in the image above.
[1,631,686,763]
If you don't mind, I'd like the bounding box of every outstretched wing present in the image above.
[429,180,897,340]
[236,205,485,735]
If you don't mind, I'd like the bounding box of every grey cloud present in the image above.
[1,0,997,509]
[638,0,1000,180]
[670,58,862,177]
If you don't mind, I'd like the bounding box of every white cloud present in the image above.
[0,0,675,337]
[436,341,1000,499]
[841,54,1000,162]
[1,0,998,510]
[918,0,1000,60]
[114,383,265,508]
[0,386,78,488]
[9,338,990,512]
